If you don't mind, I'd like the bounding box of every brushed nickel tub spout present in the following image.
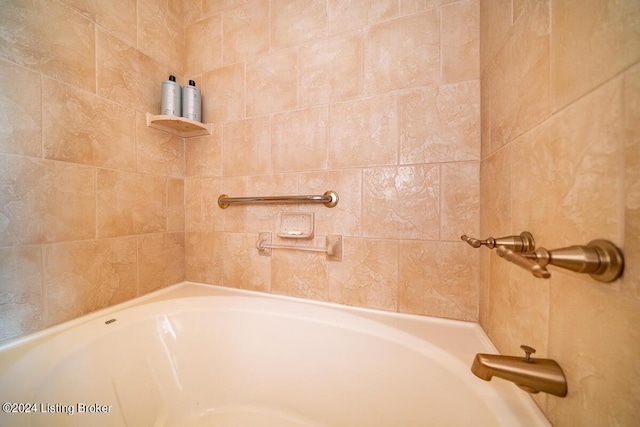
[471,345,567,397]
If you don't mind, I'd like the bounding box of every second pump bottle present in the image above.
[161,75,201,123]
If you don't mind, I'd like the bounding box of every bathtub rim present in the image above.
[0,281,490,352]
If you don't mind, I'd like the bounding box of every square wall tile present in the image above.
[479,0,511,72]
[440,161,480,240]
[328,0,398,34]
[479,145,511,237]
[272,106,328,173]
[167,178,185,232]
[0,156,95,245]
[185,14,222,76]
[97,29,167,114]
[0,0,96,92]
[399,0,442,16]
[44,237,137,326]
[299,32,363,107]
[0,60,41,157]
[222,0,269,64]
[185,177,228,232]
[328,237,398,311]
[399,240,478,321]
[551,0,640,111]
[0,246,43,341]
[61,0,137,46]
[202,63,245,124]
[271,0,327,49]
[364,10,440,94]
[363,165,439,240]
[400,80,480,164]
[329,95,398,168]
[441,0,480,83]
[138,232,185,294]
[485,0,550,149]
[185,231,224,285]
[271,237,328,301]
[203,0,250,16]
[623,64,640,299]
[43,77,136,171]
[185,128,223,178]
[223,232,271,291]
[136,111,185,178]
[138,0,184,73]
[480,70,492,157]
[97,169,167,238]
[184,0,203,25]
[223,117,271,176]
[246,49,298,117]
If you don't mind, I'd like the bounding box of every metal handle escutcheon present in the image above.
[497,240,624,282]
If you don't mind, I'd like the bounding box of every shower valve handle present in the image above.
[496,246,551,279]
[461,232,535,253]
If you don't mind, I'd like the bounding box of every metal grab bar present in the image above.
[218,190,338,209]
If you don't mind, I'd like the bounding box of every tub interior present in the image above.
[0,283,549,427]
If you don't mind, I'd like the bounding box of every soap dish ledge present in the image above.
[146,113,212,138]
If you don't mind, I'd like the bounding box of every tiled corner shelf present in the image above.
[146,113,212,138]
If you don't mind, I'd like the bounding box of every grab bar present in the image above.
[218,190,339,209]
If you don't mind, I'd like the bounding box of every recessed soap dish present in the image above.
[278,212,314,239]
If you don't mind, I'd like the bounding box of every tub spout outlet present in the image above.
[471,345,567,397]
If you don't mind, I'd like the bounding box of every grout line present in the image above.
[135,234,140,297]
[94,166,98,240]
[39,71,44,160]
[40,243,47,331]
[439,4,443,84]
[548,0,555,115]
[395,92,400,166]
[94,23,98,95]
[438,163,443,241]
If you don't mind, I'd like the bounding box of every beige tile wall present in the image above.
[184,0,481,321]
[4,0,636,423]
[0,0,186,341]
[480,0,640,424]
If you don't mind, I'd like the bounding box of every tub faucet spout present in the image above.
[471,345,567,397]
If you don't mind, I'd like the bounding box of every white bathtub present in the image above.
[0,282,550,426]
